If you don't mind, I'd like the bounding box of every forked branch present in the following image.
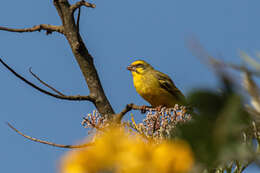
[114,104,153,122]
[70,0,96,13]
[0,24,64,35]
[0,58,95,102]
[7,122,94,149]
[53,0,115,116]
[0,0,114,117]
[29,68,65,96]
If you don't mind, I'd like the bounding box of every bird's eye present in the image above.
[135,64,145,68]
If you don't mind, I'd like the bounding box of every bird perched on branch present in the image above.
[127,60,185,108]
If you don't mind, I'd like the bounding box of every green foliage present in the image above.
[172,86,252,170]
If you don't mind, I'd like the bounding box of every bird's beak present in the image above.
[127,65,135,72]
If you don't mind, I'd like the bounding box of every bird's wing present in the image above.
[154,70,185,103]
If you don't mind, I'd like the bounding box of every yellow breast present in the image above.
[132,72,177,107]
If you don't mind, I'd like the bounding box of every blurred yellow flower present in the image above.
[59,127,194,173]
[153,141,194,173]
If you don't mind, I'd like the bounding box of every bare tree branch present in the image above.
[0,58,95,102]
[0,0,114,117]
[70,0,96,13]
[126,104,154,111]
[114,104,134,122]
[7,122,94,149]
[53,0,115,117]
[114,104,153,122]
[187,36,259,75]
[29,67,65,96]
[188,37,260,77]
[210,60,260,77]
[0,24,64,35]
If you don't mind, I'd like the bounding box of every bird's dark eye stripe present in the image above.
[134,64,145,68]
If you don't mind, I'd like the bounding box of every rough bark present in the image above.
[0,0,115,117]
[53,0,115,116]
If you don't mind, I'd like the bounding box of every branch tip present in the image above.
[70,0,96,13]
[0,58,95,102]
[0,24,64,34]
[7,122,94,149]
[28,67,65,96]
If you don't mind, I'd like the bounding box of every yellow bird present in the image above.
[127,60,185,108]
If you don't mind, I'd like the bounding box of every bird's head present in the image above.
[127,60,153,76]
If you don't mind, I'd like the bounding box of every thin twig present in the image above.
[115,103,134,121]
[114,103,154,122]
[115,103,174,122]
[82,117,104,131]
[29,67,65,96]
[217,61,260,77]
[70,0,96,13]
[187,37,260,76]
[76,7,81,32]
[0,24,64,35]
[127,104,154,111]
[0,58,95,102]
[7,122,94,149]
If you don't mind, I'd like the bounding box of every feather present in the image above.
[155,70,185,104]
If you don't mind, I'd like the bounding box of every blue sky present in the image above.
[1,0,260,172]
